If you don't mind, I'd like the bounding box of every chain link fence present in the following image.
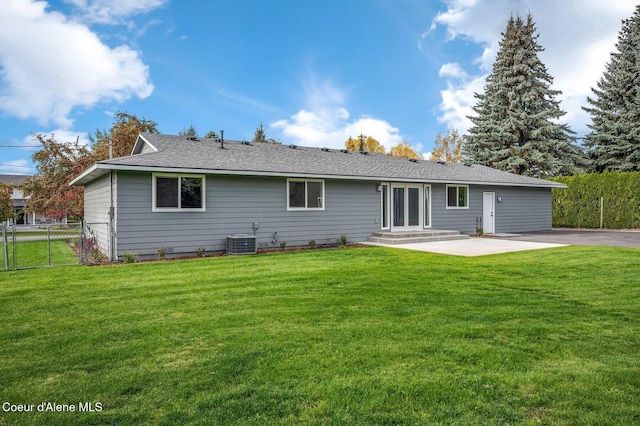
[1,221,112,271]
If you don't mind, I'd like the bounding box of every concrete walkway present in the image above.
[363,238,567,257]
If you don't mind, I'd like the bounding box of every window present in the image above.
[287,179,324,210]
[446,185,469,209]
[153,174,205,211]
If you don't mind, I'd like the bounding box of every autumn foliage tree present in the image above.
[0,182,14,221]
[90,112,158,160]
[22,112,159,220]
[345,134,386,153]
[389,141,421,159]
[21,134,95,220]
[431,129,463,162]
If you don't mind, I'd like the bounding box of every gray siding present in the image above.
[431,184,552,234]
[114,172,381,257]
[83,172,113,254]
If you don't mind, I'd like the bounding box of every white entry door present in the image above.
[392,184,422,231]
[483,192,495,234]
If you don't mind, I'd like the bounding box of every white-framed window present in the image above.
[446,184,469,209]
[287,178,324,210]
[152,173,205,212]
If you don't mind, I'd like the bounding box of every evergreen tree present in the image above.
[204,130,219,139]
[583,5,640,172]
[464,14,583,178]
[253,123,267,143]
[178,124,198,138]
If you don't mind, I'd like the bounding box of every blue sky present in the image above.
[0,0,636,175]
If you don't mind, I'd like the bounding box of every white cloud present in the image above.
[272,78,404,150]
[0,0,154,128]
[26,129,92,147]
[0,159,34,175]
[432,0,636,136]
[64,0,168,24]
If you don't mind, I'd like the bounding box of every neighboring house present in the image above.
[70,133,565,259]
[0,175,68,225]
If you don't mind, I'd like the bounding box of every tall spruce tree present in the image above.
[464,14,583,178]
[583,6,640,172]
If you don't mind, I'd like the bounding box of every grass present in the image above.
[1,246,639,424]
[0,239,79,270]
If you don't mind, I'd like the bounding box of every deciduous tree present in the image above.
[389,141,420,159]
[21,134,95,220]
[431,130,463,162]
[90,112,159,160]
[0,182,14,222]
[345,134,386,153]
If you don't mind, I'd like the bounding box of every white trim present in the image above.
[380,183,390,230]
[286,178,325,211]
[423,184,432,229]
[446,184,470,209]
[152,173,206,212]
[131,134,158,155]
[69,163,567,189]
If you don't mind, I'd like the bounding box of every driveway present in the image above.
[504,229,640,249]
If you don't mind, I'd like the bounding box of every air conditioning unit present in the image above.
[226,234,257,255]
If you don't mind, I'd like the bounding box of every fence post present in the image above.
[12,224,17,271]
[47,224,52,267]
[81,221,87,265]
[2,223,8,271]
[600,197,604,230]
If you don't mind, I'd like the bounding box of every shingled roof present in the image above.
[71,133,565,188]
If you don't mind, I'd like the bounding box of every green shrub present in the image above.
[196,247,206,257]
[551,171,640,229]
[308,240,316,249]
[123,251,137,264]
[156,247,166,261]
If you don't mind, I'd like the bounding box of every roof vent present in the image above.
[187,136,198,141]
[241,141,252,146]
[289,145,297,149]
[437,161,446,165]
[464,163,472,167]
[341,149,349,153]
[321,148,331,152]
[360,151,369,155]
[409,158,419,163]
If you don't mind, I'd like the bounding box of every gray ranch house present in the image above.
[70,133,565,260]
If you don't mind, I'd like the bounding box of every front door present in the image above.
[483,192,495,234]
[392,184,422,231]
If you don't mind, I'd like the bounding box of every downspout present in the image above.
[109,170,116,262]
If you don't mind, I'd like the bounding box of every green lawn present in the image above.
[0,239,79,270]
[1,246,639,425]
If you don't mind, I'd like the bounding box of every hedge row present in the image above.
[550,172,640,229]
